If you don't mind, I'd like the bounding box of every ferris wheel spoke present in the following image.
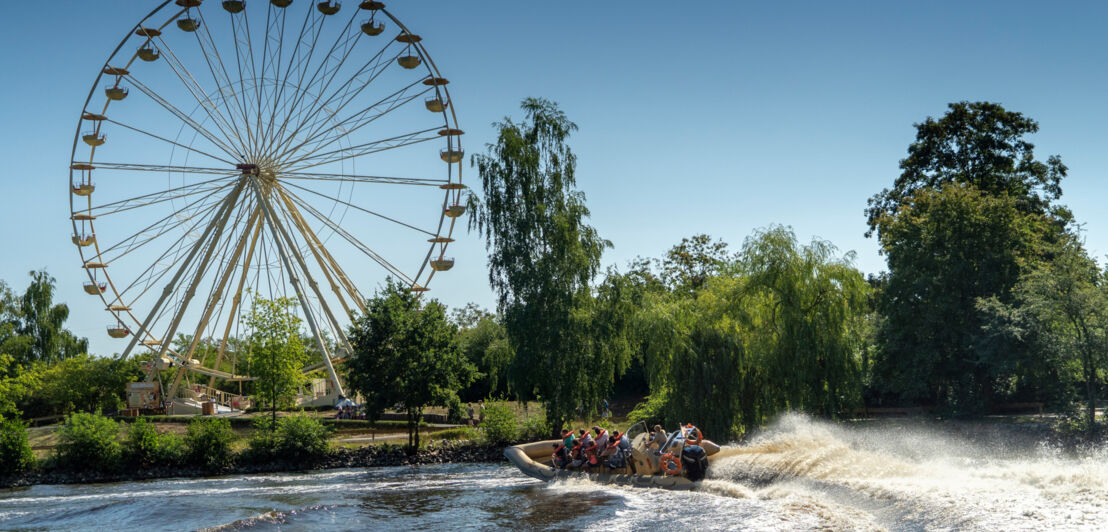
[176,203,260,365]
[281,187,414,284]
[274,42,402,159]
[274,188,365,316]
[144,183,247,367]
[265,5,328,156]
[280,180,437,236]
[98,186,231,265]
[208,212,262,384]
[267,9,363,155]
[90,176,235,216]
[282,126,440,171]
[81,161,241,177]
[256,4,284,159]
[123,76,242,159]
[118,180,246,361]
[252,178,347,392]
[105,119,236,166]
[144,36,248,154]
[226,7,263,158]
[113,204,224,303]
[282,73,428,160]
[119,192,253,307]
[191,9,258,155]
[277,169,445,187]
[274,79,430,164]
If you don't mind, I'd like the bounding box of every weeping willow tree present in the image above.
[468,98,619,431]
[633,226,869,439]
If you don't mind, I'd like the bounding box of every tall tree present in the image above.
[657,234,737,292]
[469,98,612,430]
[865,102,1072,413]
[244,295,310,422]
[346,279,474,449]
[633,227,869,438]
[999,241,1105,430]
[454,313,513,400]
[865,101,1067,235]
[2,271,87,366]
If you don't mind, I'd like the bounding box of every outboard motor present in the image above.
[681,445,709,481]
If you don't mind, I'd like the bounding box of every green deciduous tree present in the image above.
[635,227,869,439]
[469,98,614,431]
[865,101,1067,234]
[1,271,87,366]
[17,354,142,418]
[453,312,513,400]
[244,295,310,422]
[870,185,1051,410]
[346,279,474,449]
[980,241,1106,431]
[865,102,1073,414]
[657,234,737,293]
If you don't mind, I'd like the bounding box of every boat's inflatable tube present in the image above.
[504,439,722,491]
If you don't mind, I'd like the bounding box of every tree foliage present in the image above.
[634,227,869,438]
[980,240,1107,430]
[657,234,737,292]
[866,102,1073,414]
[0,271,87,367]
[453,312,513,400]
[468,98,615,429]
[244,295,310,415]
[346,279,474,449]
[17,354,141,418]
[865,101,1067,236]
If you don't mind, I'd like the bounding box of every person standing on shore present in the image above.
[466,403,475,426]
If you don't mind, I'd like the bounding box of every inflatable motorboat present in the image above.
[505,422,724,491]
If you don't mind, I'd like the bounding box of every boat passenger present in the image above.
[593,426,609,452]
[606,431,632,469]
[551,429,574,468]
[567,438,587,469]
[582,434,600,467]
[578,428,594,447]
[648,424,667,450]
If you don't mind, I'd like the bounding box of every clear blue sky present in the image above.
[2,1,1107,356]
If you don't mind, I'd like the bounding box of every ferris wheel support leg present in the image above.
[251,180,346,398]
[173,206,261,394]
[210,214,264,388]
[161,185,247,401]
[118,182,246,363]
[276,188,362,318]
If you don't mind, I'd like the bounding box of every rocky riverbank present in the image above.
[0,442,508,489]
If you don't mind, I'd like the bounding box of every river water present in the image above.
[1,414,1105,531]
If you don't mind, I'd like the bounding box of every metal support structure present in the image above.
[250,177,345,397]
[118,181,245,362]
[69,1,466,408]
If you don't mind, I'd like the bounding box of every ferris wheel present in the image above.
[68,0,464,402]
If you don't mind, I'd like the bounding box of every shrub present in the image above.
[123,418,184,467]
[518,414,551,442]
[184,417,235,470]
[276,414,330,461]
[445,394,465,424]
[54,412,121,472]
[0,418,34,476]
[479,402,517,445]
[244,417,279,463]
[244,414,331,463]
[627,391,669,428]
